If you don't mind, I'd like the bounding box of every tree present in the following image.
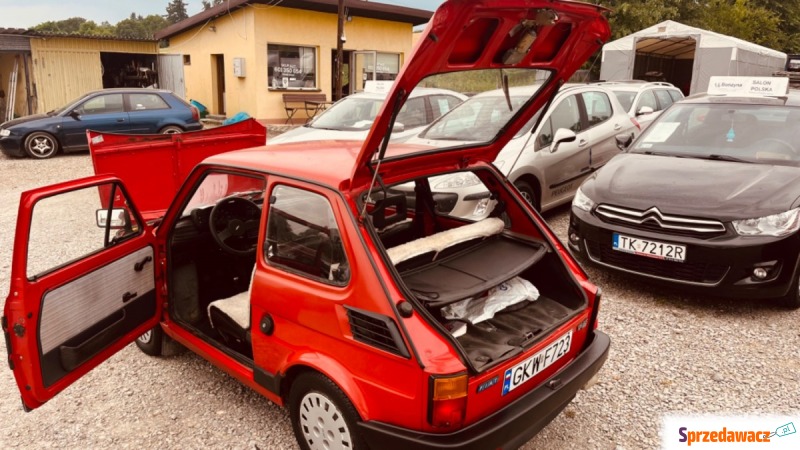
[33,17,89,34]
[693,0,782,50]
[166,0,189,24]
[202,0,225,11]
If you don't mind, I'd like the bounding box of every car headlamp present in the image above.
[0,129,10,137]
[434,172,481,189]
[732,208,800,237]
[572,187,595,213]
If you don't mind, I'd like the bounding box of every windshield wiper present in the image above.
[686,154,754,163]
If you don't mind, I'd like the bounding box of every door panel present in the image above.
[2,175,158,410]
[581,90,621,170]
[39,247,155,386]
[538,95,590,205]
[61,94,129,150]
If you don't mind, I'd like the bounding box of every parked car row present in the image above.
[0,88,202,159]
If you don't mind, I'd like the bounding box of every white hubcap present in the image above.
[138,330,152,344]
[299,392,351,450]
[31,138,53,155]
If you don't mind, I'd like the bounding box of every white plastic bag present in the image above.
[442,277,539,336]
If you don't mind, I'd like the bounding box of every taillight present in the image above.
[191,106,200,121]
[428,374,468,429]
[630,117,641,131]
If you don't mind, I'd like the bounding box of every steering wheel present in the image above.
[752,137,798,156]
[209,197,261,256]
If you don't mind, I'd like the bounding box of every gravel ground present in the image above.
[1,152,798,450]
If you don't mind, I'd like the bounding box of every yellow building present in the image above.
[0,28,161,119]
[154,0,432,123]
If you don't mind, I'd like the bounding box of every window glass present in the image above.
[129,93,169,111]
[376,53,400,81]
[78,94,124,115]
[636,90,658,113]
[266,185,349,284]
[431,95,462,120]
[668,89,684,102]
[395,97,428,129]
[27,183,141,278]
[268,44,317,89]
[581,91,612,126]
[550,95,582,133]
[654,89,674,110]
[536,117,554,150]
[612,90,636,112]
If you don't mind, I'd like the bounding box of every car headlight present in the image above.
[732,208,800,237]
[434,172,481,189]
[572,187,595,212]
[0,129,10,137]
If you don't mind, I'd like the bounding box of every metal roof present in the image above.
[0,27,156,42]
[154,0,434,40]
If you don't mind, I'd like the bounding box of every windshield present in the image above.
[630,103,800,166]
[309,97,384,131]
[612,90,636,112]
[420,93,531,141]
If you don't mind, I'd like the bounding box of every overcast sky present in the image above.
[1,0,443,29]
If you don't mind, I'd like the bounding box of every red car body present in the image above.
[3,1,611,448]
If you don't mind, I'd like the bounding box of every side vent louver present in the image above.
[345,307,410,358]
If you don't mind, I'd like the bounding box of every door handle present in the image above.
[578,139,588,147]
[613,124,622,131]
[122,291,138,303]
[116,119,125,123]
[134,256,152,272]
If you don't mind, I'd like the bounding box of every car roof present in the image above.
[679,90,800,107]
[592,81,677,91]
[348,87,467,100]
[87,88,175,95]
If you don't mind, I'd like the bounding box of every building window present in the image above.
[268,44,317,90]
[183,55,191,65]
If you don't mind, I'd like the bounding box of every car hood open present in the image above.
[581,153,800,221]
[349,0,610,190]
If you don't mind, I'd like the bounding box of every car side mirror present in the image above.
[550,128,577,153]
[69,109,81,119]
[636,106,654,116]
[615,133,634,150]
[392,122,405,133]
[96,208,130,229]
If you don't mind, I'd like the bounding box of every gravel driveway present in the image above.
[1,153,798,449]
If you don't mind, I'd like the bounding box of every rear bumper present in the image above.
[358,330,610,450]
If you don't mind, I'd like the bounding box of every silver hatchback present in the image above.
[400,84,640,218]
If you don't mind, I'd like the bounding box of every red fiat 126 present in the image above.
[3,1,610,448]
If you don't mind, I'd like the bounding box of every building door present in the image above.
[211,54,226,115]
[158,54,186,98]
[352,51,376,93]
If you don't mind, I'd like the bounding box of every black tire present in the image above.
[289,372,366,450]
[159,125,184,134]
[779,274,800,309]
[24,131,59,159]
[135,324,186,356]
[514,180,540,212]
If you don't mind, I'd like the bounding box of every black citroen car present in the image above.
[568,77,800,308]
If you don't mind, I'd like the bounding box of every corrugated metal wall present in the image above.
[30,37,157,112]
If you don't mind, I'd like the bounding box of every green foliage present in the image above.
[33,17,89,34]
[166,0,189,25]
[604,0,797,53]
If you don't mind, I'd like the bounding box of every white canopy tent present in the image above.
[600,21,786,95]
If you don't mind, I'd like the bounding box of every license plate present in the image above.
[502,331,572,396]
[612,233,686,262]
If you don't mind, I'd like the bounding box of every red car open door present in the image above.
[3,175,160,410]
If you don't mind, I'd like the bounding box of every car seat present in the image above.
[207,267,255,347]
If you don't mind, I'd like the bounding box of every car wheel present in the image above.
[24,132,59,159]
[779,271,800,310]
[514,180,540,211]
[159,125,184,134]
[135,324,186,356]
[289,372,366,450]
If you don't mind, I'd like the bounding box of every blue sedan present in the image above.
[0,88,203,159]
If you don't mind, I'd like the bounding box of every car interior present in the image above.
[165,167,587,372]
